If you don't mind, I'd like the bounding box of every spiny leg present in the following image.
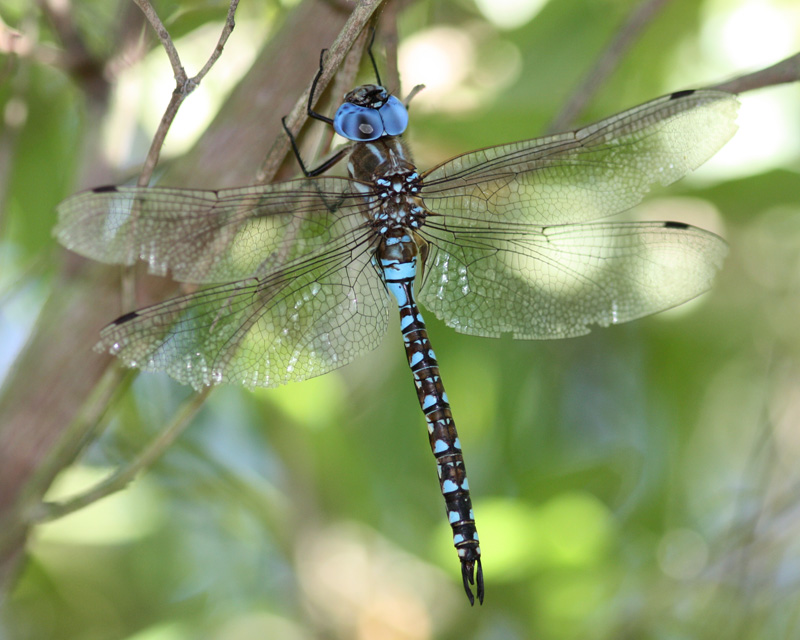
[281,48,349,177]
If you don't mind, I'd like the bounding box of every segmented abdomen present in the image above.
[378,231,483,604]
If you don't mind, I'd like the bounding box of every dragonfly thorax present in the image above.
[372,168,428,232]
[348,138,429,233]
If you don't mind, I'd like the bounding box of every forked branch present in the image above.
[132,0,240,187]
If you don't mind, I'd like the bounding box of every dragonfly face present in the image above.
[55,66,739,605]
[333,84,409,141]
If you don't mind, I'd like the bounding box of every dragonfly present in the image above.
[55,47,739,604]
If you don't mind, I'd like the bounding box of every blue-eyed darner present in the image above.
[55,47,738,604]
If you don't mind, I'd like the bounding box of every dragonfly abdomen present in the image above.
[378,229,484,605]
[403,305,483,605]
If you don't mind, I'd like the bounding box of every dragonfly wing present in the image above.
[97,231,389,389]
[420,90,738,225]
[417,220,727,339]
[55,177,368,283]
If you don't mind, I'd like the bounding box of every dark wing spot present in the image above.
[670,89,695,100]
[112,310,140,325]
[93,185,119,193]
[664,221,690,230]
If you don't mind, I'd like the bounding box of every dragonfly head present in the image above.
[333,84,409,142]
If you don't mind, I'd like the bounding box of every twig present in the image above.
[255,0,387,184]
[132,0,240,187]
[708,52,800,94]
[21,366,132,516]
[377,0,402,94]
[131,0,185,84]
[546,0,673,133]
[124,0,238,310]
[31,388,212,523]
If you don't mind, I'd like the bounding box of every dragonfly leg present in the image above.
[282,46,358,177]
[365,25,382,86]
[306,48,334,126]
[281,115,349,177]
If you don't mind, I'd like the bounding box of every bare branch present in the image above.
[546,0,672,133]
[131,0,187,87]
[133,0,240,187]
[194,0,239,82]
[256,0,388,184]
[708,52,800,94]
[31,388,212,523]
[137,91,184,187]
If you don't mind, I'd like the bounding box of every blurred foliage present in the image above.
[1,0,800,639]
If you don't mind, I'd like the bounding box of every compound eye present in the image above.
[379,95,409,136]
[333,103,383,141]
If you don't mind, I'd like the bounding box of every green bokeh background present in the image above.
[2,0,800,638]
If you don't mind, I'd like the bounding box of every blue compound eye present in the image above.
[379,95,409,136]
[333,103,384,141]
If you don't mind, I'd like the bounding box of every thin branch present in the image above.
[21,366,131,513]
[132,0,240,187]
[131,0,186,87]
[194,1,239,81]
[708,52,800,94]
[546,0,673,133]
[256,0,387,184]
[403,83,425,107]
[126,0,238,310]
[31,388,212,523]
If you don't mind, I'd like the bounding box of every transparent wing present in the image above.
[415,90,736,337]
[55,178,368,283]
[97,229,389,390]
[418,220,727,339]
[420,90,739,225]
